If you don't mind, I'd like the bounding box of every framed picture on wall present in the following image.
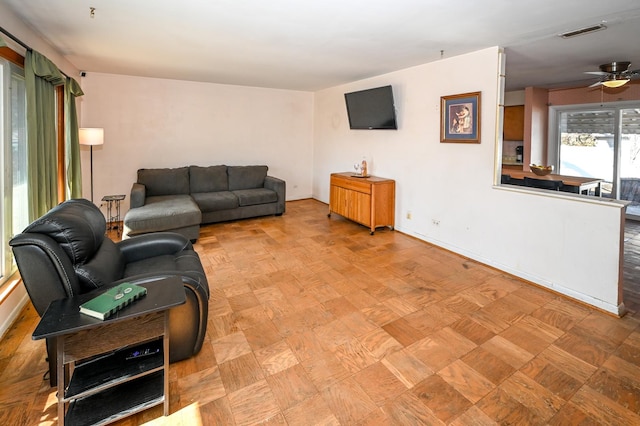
[440,91,481,143]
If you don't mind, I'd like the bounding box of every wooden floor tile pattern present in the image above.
[2,199,640,425]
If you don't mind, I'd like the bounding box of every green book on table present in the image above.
[79,283,147,320]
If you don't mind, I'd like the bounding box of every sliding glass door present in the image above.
[558,109,615,197]
[552,102,640,218]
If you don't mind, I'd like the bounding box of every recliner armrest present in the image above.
[9,232,82,314]
[130,182,146,208]
[117,232,193,263]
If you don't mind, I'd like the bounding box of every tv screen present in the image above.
[344,85,398,130]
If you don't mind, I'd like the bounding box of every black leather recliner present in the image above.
[9,198,209,386]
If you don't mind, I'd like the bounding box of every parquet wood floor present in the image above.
[2,198,640,425]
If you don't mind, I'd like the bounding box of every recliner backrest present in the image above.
[23,198,107,265]
[11,199,126,308]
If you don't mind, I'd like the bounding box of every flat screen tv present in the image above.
[344,85,398,130]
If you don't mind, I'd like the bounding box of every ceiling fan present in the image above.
[585,61,639,88]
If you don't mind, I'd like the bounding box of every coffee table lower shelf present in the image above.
[65,341,163,399]
[66,371,164,425]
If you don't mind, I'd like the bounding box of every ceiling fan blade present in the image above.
[588,81,603,88]
[584,71,608,75]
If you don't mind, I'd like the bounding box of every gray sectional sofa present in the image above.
[123,165,285,240]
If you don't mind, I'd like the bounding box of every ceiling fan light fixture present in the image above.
[602,76,630,88]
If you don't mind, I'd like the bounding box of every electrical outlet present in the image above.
[406,211,412,220]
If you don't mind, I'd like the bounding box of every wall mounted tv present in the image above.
[344,85,398,130]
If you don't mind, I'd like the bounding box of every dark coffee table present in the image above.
[32,276,186,425]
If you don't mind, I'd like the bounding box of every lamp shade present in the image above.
[79,128,104,146]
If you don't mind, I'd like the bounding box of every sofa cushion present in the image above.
[233,188,278,207]
[124,195,201,233]
[138,167,190,197]
[228,165,268,191]
[190,165,228,193]
[191,191,239,212]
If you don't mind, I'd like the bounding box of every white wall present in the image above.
[79,73,315,213]
[313,47,626,315]
[505,90,525,106]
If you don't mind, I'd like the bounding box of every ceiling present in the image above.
[3,0,640,92]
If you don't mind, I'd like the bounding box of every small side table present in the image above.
[102,194,126,236]
[32,277,186,425]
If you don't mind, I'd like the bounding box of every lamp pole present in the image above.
[89,145,94,202]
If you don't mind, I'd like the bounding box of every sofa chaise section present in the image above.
[123,167,202,241]
[124,194,202,241]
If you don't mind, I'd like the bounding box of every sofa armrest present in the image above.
[130,183,146,208]
[264,175,286,214]
[116,232,193,263]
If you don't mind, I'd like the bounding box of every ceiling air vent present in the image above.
[559,23,606,39]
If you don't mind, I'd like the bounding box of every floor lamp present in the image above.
[79,128,104,202]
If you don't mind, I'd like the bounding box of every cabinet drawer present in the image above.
[331,176,371,194]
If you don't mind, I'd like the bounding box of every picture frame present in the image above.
[440,91,481,143]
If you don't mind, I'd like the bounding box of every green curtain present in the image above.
[65,77,84,199]
[24,50,64,220]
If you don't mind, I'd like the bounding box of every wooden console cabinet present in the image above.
[328,172,395,234]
